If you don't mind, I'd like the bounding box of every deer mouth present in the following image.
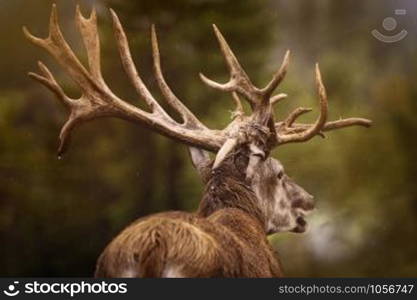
[292,208,313,233]
[292,216,307,233]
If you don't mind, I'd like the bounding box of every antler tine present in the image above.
[28,61,73,109]
[277,64,327,144]
[151,25,206,129]
[321,118,372,130]
[23,4,95,93]
[75,5,104,84]
[199,25,261,106]
[270,93,288,105]
[211,24,248,80]
[200,25,290,116]
[261,50,290,100]
[278,118,372,133]
[110,9,169,117]
[231,92,244,119]
[283,107,313,127]
[275,64,372,145]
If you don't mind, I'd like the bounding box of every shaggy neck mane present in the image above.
[197,156,266,230]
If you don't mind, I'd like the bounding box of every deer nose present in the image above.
[292,195,315,211]
[306,195,315,210]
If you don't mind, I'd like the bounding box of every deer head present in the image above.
[191,146,315,234]
[24,5,371,235]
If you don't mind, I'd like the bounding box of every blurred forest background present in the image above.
[1,0,417,277]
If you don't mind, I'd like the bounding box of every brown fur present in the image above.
[95,154,283,278]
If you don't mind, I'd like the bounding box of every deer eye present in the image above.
[277,171,284,179]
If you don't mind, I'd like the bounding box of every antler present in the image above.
[200,26,371,147]
[25,4,371,161]
[274,64,372,145]
[23,4,226,155]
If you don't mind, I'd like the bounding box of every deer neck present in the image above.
[197,168,267,233]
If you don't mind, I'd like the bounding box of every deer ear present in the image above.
[245,143,265,181]
[188,147,211,179]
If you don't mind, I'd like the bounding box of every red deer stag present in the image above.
[24,5,371,277]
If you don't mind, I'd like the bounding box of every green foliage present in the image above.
[0,0,416,276]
